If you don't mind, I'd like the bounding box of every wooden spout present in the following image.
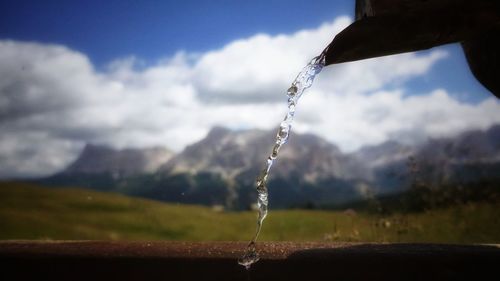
[323,0,500,97]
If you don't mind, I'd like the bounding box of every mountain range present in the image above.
[37,124,500,209]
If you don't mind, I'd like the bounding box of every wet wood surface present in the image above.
[1,241,498,281]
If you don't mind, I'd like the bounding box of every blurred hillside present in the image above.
[1,182,499,243]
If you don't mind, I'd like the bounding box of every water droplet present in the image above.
[256,180,267,193]
[270,144,280,159]
[278,122,291,142]
[238,242,260,269]
[287,85,298,98]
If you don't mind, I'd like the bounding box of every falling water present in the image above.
[238,51,327,269]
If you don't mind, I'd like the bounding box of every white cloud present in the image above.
[0,132,81,178]
[192,18,351,102]
[315,50,448,94]
[0,16,499,178]
[295,89,500,152]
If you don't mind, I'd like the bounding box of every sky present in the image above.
[1,0,499,178]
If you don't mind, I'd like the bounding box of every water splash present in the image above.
[238,52,327,269]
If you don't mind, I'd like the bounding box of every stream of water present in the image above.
[238,51,327,269]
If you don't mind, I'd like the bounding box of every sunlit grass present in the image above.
[1,182,499,243]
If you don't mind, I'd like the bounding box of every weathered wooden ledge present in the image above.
[1,241,498,281]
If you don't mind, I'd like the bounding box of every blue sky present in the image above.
[0,0,499,178]
[0,0,351,63]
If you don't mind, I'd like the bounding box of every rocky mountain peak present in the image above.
[63,144,173,177]
[159,127,349,182]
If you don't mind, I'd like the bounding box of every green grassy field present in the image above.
[1,182,499,243]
